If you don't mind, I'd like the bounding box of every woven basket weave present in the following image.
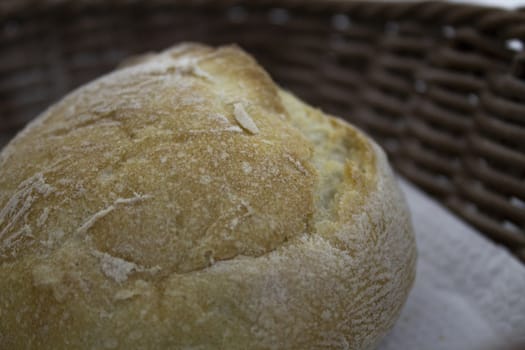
[1,0,524,261]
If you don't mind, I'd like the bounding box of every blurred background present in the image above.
[1,1,524,349]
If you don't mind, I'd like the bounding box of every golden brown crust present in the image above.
[0,43,416,349]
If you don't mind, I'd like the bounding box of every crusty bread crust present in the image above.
[0,44,416,349]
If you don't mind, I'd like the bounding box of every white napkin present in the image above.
[449,0,525,9]
[378,179,525,350]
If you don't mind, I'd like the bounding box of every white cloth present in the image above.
[449,0,525,9]
[378,179,525,350]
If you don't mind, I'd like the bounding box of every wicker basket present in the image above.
[1,0,524,261]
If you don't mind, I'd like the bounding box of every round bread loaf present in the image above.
[0,44,416,349]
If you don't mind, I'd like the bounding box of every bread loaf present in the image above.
[0,44,416,349]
